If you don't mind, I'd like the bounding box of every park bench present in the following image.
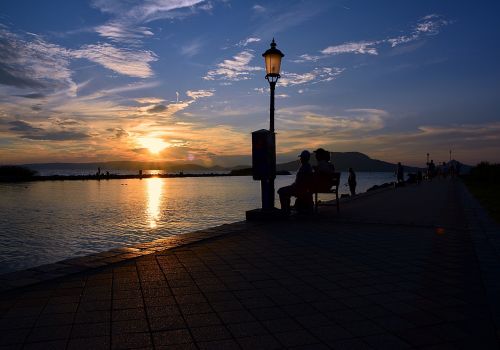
[313,172,341,213]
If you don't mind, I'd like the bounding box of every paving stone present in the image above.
[71,322,110,338]
[23,340,67,350]
[148,315,186,331]
[274,329,319,347]
[112,319,149,334]
[111,332,152,349]
[27,325,72,343]
[68,335,110,350]
[197,339,241,350]
[190,325,232,342]
[184,312,221,327]
[236,334,281,350]
[153,329,192,346]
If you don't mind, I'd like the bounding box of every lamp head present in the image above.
[262,38,284,80]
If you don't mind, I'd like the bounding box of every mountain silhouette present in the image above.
[277,152,420,172]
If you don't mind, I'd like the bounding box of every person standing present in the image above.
[348,167,357,196]
[396,162,404,184]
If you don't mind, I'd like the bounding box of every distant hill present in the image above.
[21,161,227,175]
[277,152,421,172]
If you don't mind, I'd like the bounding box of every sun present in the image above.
[138,137,169,154]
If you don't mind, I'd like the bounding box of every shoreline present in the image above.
[0,170,293,182]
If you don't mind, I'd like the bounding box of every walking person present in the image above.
[348,167,357,196]
[396,162,405,185]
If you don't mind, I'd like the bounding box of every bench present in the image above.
[313,172,341,213]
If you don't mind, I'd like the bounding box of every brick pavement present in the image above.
[1,179,499,349]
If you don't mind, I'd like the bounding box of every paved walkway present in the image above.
[1,179,499,349]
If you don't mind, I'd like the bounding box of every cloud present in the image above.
[203,50,263,81]
[181,39,203,57]
[135,97,165,104]
[252,5,266,13]
[237,37,261,47]
[15,93,46,99]
[21,130,90,141]
[388,14,451,47]
[295,14,451,62]
[321,41,379,56]
[107,127,129,139]
[7,119,90,141]
[91,0,207,44]
[253,2,330,39]
[95,23,154,45]
[0,28,73,91]
[147,104,167,113]
[278,67,344,87]
[0,26,158,98]
[278,107,387,132]
[186,89,215,100]
[72,43,157,78]
[8,120,42,132]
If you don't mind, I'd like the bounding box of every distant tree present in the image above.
[0,165,38,181]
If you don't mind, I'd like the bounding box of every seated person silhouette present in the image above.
[313,148,335,192]
[278,150,313,215]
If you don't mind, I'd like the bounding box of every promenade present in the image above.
[1,179,499,349]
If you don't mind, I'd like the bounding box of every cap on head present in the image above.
[298,150,310,160]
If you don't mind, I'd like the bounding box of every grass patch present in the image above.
[463,162,500,224]
[464,181,500,223]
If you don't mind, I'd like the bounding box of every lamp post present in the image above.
[262,38,284,210]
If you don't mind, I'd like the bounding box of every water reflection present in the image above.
[146,178,163,229]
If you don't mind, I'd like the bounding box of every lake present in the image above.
[0,172,394,274]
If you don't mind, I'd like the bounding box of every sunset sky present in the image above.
[1,0,499,167]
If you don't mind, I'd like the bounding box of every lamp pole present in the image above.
[262,39,284,210]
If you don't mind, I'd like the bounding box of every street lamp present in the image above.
[261,38,284,210]
[262,38,284,133]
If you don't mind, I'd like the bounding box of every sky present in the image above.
[0,0,499,167]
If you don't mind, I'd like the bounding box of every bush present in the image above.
[0,165,38,180]
[468,162,500,183]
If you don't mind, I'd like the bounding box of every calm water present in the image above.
[0,172,394,273]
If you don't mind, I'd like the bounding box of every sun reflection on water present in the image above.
[146,178,163,229]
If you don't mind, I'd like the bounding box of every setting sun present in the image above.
[138,137,169,154]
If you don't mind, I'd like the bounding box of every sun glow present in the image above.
[138,137,169,154]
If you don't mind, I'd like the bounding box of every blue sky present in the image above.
[0,0,499,166]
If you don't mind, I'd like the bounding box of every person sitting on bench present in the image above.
[278,150,313,215]
[313,148,335,192]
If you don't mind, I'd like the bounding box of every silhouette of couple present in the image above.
[278,148,335,215]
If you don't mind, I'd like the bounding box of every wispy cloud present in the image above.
[91,0,208,44]
[181,39,204,57]
[186,89,215,100]
[237,37,261,47]
[279,67,344,87]
[387,14,451,47]
[0,26,158,98]
[252,5,266,13]
[295,14,451,62]
[95,23,154,45]
[7,119,90,141]
[0,28,73,91]
[73,43,157,78]
[203,50,263,82]
[321,41,380,56]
